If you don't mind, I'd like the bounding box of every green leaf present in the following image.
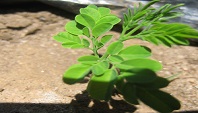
[123,83,139,105]
[142,23,198,46]
[141,0,159,11]
[167,35,189,45]
[54,32,85,49]
[115,76,126,93]
[118,45,151,60]
[62,42,84,49]
[116,77,139,105]
[92,61,109,76]
[82,38,90,47]
[156,35,173,47]
[123,13,129,27]
[65,21,83,35]
[95,41,104,48]
[114,64,130,70]
[120,69,157,83]
[78,55,99,64]
[107,41,124,55]
[87,4,97,9]
[133,10,147,20]
[137,77,169,89]
[98,7,111,17]
[108,55,124,63]
[75,14,95,29]
[127,8,132,18]
[92,23,113,37]
[142,35,159,45]
[100,35,113,45]
[173,28,198,38]
[53,32,68,43]
[63,32,81,43]
[137,88,180,113]
[82,27,90,37]
[63,64,91,84]
[87,69,118,101]
[117,58,162,71]
[96,15,121,25]
[80,6,100,21]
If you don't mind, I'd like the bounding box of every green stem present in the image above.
[119,19,134,40]
[92,38,99,57]
[125,23,144,38]
[121,35,138,41]
[119,20,145,42]
[100,52,109,61]
[89,28,99,57]
[119,26,128,40]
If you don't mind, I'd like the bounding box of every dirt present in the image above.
[0,2,197,113]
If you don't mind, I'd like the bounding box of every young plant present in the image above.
[53,0,198,112]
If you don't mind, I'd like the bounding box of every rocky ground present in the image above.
[0,2,197,113]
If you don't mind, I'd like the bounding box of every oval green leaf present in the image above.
[54,32,81,43]
[53,32,68,43]
[82,27,90,37]
[92,23,113,38]
[59,32,85,49]
[120,69,157,83]
[82,38,90,47]
[107,41,124,55]
[108,55,124,63]
[62,42,83,48]
[100,35,113,45]
[120,58,162,72]
[80,6,100,21]
[115,76,126,93]
[78,55,99,64]
[87,4,98,9]
[118,45,151,59]
[96,15,121,25]
[87,69,118,101]
[63,64,91,84]
[75,14,95,29]
[137,77,169,89]
[98,7,111,17]
[91,61,109,76]
[65,21,83,35]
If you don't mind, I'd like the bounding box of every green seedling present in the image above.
[53,0,198,112]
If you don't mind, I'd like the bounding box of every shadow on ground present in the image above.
[0,91,197,113]
[0,91,137,113]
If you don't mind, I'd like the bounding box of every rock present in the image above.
[20,23,41,37]
[0,30,13,40]
[0,88,4,92]
[0,15,32,29]
[0,23,6,29]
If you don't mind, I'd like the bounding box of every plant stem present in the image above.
[89,28,99,57]
[92,38,99,57]
[125,23,144,38]
[119,19,144,41]
[100,52,109,61]
[119,26,128,40]
[121,36,138,41]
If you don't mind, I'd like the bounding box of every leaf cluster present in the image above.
[120,0,198,47]
[53,0,198,113]
[54,5,121,56]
